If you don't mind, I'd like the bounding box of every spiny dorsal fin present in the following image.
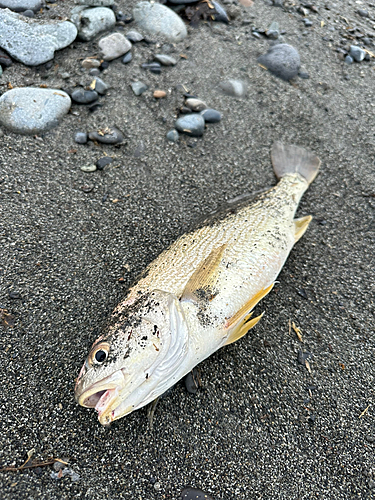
[180,244,227,304]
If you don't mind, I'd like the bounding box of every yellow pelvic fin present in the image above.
[224,312,264,346]
[180,244,227,303]
[294,215,312,243]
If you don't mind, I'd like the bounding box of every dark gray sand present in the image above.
[1,1,374,499]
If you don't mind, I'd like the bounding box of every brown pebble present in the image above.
[153,90,166,98]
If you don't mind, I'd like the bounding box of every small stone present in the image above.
[89,68,101,76]
[131,81,148,96]
[349,45,366,62]
[298,71,310,79]
[369,479,375,489]
[357,9,369,17]
[166,129,179,142]
[9,291,21,299]
[71,88,99,104]
[116,11,133,23]
[0,0,41,12]
[0,66,2,78]
[154,482,161,491]
[212,1,229,23]
[218,79,247,97]
[273,0,284,6]
[96,156,113,169]
[142,62,161,74]
[98,32,132,61]
[81,58,101,69]
[73,7,116,42]
[80,164,97,172]
[77,0,114,5]
[179,487,214,500]
[345,55,353,64]
[88,127,124,144]
[153,54,177,66]
[175,114,205,137]
[134,141,145,157]
[0,49,13,68]
[266,21,279,39]
[0,87,71,134]
[74,131,88,144]
[100,61,109,70]
[122,52,132,64]
[185,98,207,112]
[126,30,144,42]
[185,368,200,394]
[257,43,300,81]
[303,19,313,27]
[365,436,375,443]
[200,108,222,123]
[153,90,166,98]
[60,72,70,79]
[93,77,110,95]
[22,9,34,17]
[133,2,187,43]
[81,185,94,193]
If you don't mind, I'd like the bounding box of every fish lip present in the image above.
[75,369,127,408]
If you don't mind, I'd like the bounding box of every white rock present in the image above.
[98,33,132,61]
[133,2,187,42]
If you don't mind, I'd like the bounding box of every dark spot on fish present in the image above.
[146,373,149,379]
[141,336,147,341]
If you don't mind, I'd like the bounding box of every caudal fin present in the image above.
[271,142,321,185]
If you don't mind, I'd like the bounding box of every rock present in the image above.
[93,77,109,95]
[89,68,101,76]
[126,30,144,43]
[184,368,200,394]
[142,62,161,74]
[98,32,132,61]
[0,87,71,135]
[185,98,207,112]
[88,127,124,144]
[298,71,310,79]
[153,90,166,98]
[74,7,116,42]
[116,11,133,23]
[133,2,187,43]
[349,45,366,62]
[71,88,99,104]
[81,58,101,69]
[200,108,222,123]
[80,164,97,172]
[303,19,313,27]
[357,9,369,17]
[266,21,279,39]
[77,0,114,5]
[0,49,13,68]
[218,79,247,97]
[60,72,70,79]
[96,156,113,169]
[0,9,77,66]
[212,1,229,23]
[0,66,2,78]
[153,54,177,66]
[22,9,34,17]
[74,131,88,144]
[131,81,148,95]
[166,129,179,142]
[345,55,353,64]
[122,52,132,64]
[257,43,300,81]
[179,487,214,500]
[0,0,41,12]
[175,114,205,137]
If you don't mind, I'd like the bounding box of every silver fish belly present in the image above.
[75,142,321,425]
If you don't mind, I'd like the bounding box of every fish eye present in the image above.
[88,342,110,366]
[95,350,107,363]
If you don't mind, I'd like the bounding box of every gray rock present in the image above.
[175,114,205,137]
[74,131,88,144]
[126,30,144,43]
[89,68,101,76]
[77,0,114,5]
[98,33,132,61]
[81,58,101,69]
[154,54,177,66]
[349,45,366,62]
[133,2,187,43]
[96,156,113,169]
[303,19,313,27]
[257,43,300,81]
[167,0,196,3]
[212,1,229,23]
[0,9,77,66]
[200,108,222,123]
[218,79,247,97]
[0,87,71,134]
[71,88,99,104]
[131,81,148,96]
[0,49,13,68]
[345,55,353,64]
[93,77,109,95]
[22,9,34,17]
[185,98,207,112]
[74,7,116,42]
[122,52,132,64]
[266,21,279,39]
[88,127,124,144]
[0,66,3,78]
[166,129,179,142]
[0,0,41,12]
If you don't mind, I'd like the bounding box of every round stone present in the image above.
[96,156,113,169]
[98,33,132,61]
[166,129,179,142]
[175,114,205,137]
[0,0,41,12]
[345,55,353,64]
[126,30,144,43]
[153,54,177,66]
[133,2,187,43]
[22,9,34,17]
[80,164,97,172]
[200,108,222,123]
[218,79,247,97]
[89,68,101,76]
[74,131,88,144]
[71,88,98,104]
[81,58,101,69]
[257,43,301,81]
[185,98,207,112]
[153,90,166,98]
[0,49,13,68]
[74,7,116,42]
[122,52,132,64]
[88,127,124,144]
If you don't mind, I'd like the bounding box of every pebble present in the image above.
[9,291,21,299]
[166,129,179,142]
[298,71,310,79]
[80,164,97,172]
[74,131,88,144]
[22,9,34,17]
[96,156,113,169]
[303,19,313,27]
[77,0,114,5]
[71,88,99,104]
[0,10,77,66]
[99,33,132,61]
[212,1,229,23]
[126,30,144,43]
[142,62,161,74]
[218,79,247,97]
[89,68,101,76]
[266,21,279,39]
[0,0,41,11]
[0,66,2,78]
[122,52,132,64]
[131,81,148,95]
[357,9,369,17]
[153,54,177,66]
[153,90,166,98]
[257,43,301,81]
[345,55,353,64]
[88,127,124,144]
[179,487,214,500]
[133,2,187,43]
[0,49,13,68]
[175,114,205,137]
[116,11,133,23]
[73,7,116,42]
[81,58,101,69]
[200,108,222,123]
[185,368,200,394]
[0,87,71,134]
[185,98,207,112]
[349,45,366,62]
[93,77,110,95]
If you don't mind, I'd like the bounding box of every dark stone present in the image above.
[22,9,34,17]
[142,62,161,74]
[89,68,101,77]
[74,131,88,144]
[126,30,144,42]
[96,156,113,169]
[0,49,13,68]
[71,88,99,104]
[178,487,214,500]
[116,11,133,23]
[122,52,132,64]
[100,61,109,70]
[212,1,229,23]
[9,291,21,299]
[184,368,200,394]
[298,71,310,79]
[257,43,300,81]
[88,127,124,144]
[200,108,222,123]
[175,114,205,137]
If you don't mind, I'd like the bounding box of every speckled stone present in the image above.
[98,33,132,61]
[88,127,124,144]
[133,2,187,42]
[0,0,41,12]
[73,7,116,42]
[257,43,300,81]
[175,114,205,137]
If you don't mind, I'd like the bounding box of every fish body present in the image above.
[75,142,321,425]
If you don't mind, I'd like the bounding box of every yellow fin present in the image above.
[181,244,226,303]
[294,215,312,242]
[224,312,264,345]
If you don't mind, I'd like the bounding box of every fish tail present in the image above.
[271,142,321,185]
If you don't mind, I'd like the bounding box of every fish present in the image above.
[74,142,321,425]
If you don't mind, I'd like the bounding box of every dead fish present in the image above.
[75,142,321,425]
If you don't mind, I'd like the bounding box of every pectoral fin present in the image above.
[181,244,227,303]
[294,215,312,242]
[224,312,264,346]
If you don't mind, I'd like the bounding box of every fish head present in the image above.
[74,290,189,425]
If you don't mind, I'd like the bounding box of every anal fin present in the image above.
[294,215,312,242]
[224,312,264,346]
